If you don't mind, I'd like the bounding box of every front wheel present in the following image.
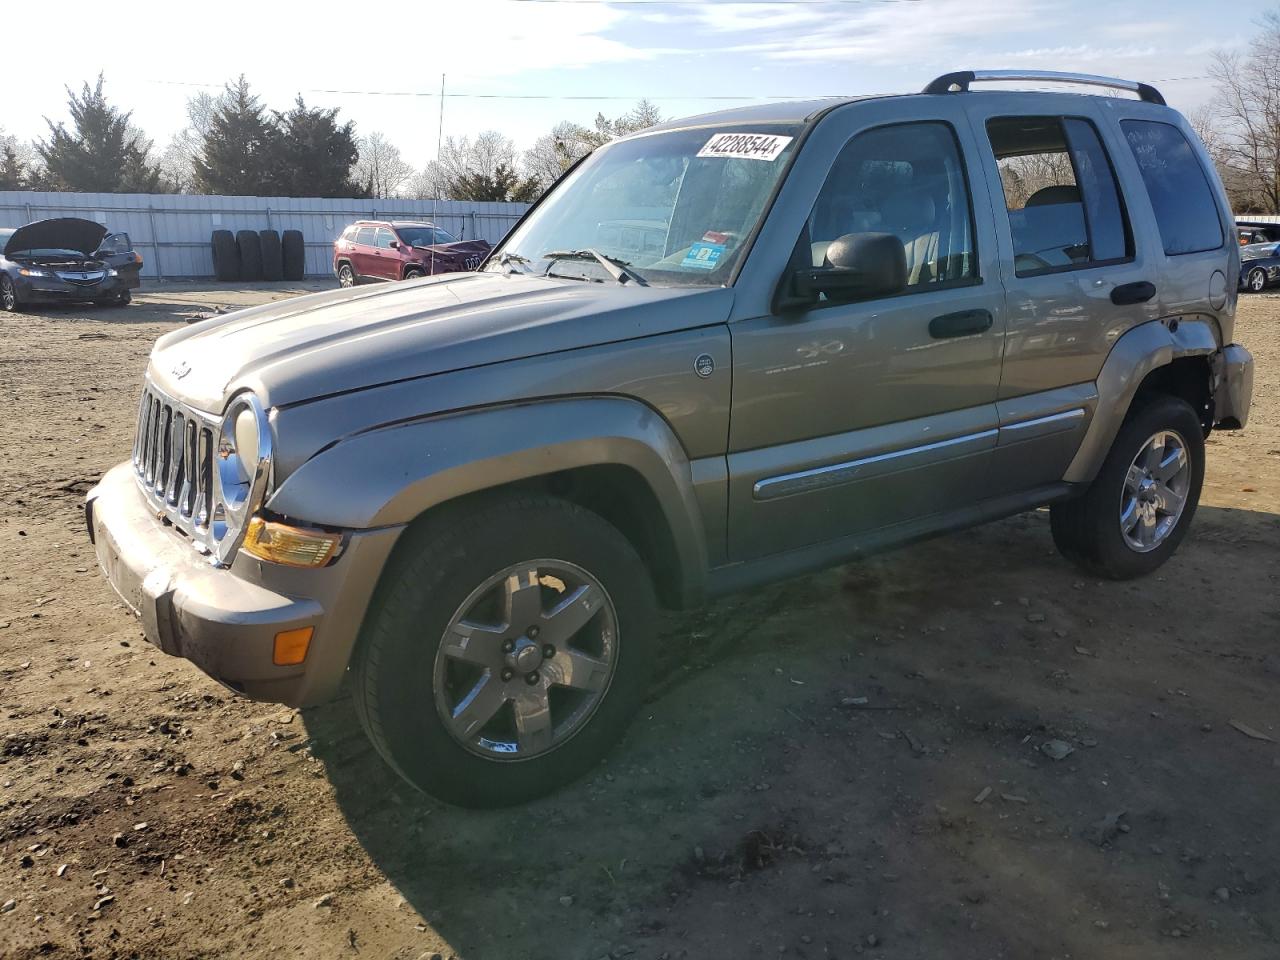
[1050,394,1204,579]
[352,495,657,807]
[0,275,17,312]
[1247,267,1267,293]
[403,267,425,281]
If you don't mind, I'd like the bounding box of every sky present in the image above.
[0,0,1251,169]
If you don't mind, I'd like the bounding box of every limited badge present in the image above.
[694,354,715,378]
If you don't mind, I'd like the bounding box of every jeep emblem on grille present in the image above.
[171,361,192,380]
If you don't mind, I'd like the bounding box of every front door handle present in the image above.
[1110,281,1156,305]
[929,308,993,339]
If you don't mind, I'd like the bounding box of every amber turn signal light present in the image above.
[273,626,314,666]
[242,516,341,568]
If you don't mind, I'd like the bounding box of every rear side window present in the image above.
[1121,120,1223,255]
[355,226,376,246]
[987,116,1132,277]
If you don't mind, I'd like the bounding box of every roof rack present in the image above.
[923,70,1166,106]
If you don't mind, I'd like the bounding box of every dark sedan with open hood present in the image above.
[0,218,133,311]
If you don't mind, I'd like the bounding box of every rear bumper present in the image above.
[1214,344,1254,429]
[86,462,402,706]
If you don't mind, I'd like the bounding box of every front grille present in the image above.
[132,381,218,549]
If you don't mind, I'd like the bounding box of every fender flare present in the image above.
[267,395,710,603]
[1064,318,1218,483]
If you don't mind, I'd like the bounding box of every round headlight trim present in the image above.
[212,392,273,564]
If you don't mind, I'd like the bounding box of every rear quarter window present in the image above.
[1120,120,1223,256]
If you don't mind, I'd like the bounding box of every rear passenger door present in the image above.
[351,226,379,279]
[962,102,1161,495]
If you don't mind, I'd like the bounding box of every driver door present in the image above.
[726,107,1007,560]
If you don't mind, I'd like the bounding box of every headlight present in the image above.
[108,268,119,277]
[212,392,273,564]
[19,267,50,277]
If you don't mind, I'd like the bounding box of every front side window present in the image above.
[375,227,396,249]
[489,123,802,286]
[801,121,978,297]
[1121,119,1224,256]
[987,116,1132,277]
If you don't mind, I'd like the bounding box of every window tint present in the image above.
[1121,119,1223,255]
[804,121,977,298]
[355,226,376,246]
[987,116,1132,276]
[375,228,396,249]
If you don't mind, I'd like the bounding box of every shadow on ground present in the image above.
[306,504,1280,959]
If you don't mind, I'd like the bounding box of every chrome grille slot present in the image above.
[132,380,219,553]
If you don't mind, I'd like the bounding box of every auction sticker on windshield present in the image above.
[696,132,793,162]
[682,241,725,270]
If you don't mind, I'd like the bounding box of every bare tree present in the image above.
[1209,12,1280,212]
[408,131,520,199]
[160,91,218,193]
[355,132,414,198]
[522,101,664,190]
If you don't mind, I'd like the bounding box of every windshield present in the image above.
[397,226,457,246]
[488,123,802,286]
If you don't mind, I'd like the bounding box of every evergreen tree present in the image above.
[193,77,277,196]
[37,75,163,193]
[267,97,364,198]
[450,162,542,202]
[0,143,26,190]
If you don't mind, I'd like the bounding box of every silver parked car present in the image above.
[87,69,1254,806]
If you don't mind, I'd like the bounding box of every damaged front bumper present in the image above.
[84,463,402,707]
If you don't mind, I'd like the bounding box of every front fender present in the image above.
[267,395,710,600]
[1064,317,1218,483]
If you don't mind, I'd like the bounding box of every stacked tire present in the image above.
[210,228,305,282]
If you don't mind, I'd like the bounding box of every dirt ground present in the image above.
[0,280,1277,960]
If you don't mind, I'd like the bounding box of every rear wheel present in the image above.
[1050,394,1203,579]
[337,262,355,288]
[0,275,16,312]
[1247,267,1267,293]
[352,495,657,807]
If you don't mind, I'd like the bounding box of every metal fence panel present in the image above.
[0,191,529,280]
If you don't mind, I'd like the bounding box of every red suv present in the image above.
[332,220,492,287]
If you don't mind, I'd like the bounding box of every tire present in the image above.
[259,230,283,281]
[236,230,263,282]
[352,495,658,807]
[403,267,424,281]
[1050,394,1204,580]
[1247,267,1267,293]
[336,261,355,288]
[0,274,17,312]
[281,230,305,281]
[211,230,240,282]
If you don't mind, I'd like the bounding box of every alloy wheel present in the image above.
[1119,430,1191,552]
[1249,269,1266,293]
[433,559,618,760]
[0,277,14,311]
[338,265,354,288]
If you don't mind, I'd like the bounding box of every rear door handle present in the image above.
[929,308,993,339]
[1110,281,1156,305]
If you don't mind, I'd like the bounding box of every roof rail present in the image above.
[923,70,1166,106]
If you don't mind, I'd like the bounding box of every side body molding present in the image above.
[267,396,711,603]
[1064,318,1218,483]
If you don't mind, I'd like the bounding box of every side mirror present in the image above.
[388,241,400,250]
[785,232,907,309]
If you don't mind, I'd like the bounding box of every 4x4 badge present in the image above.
[694,354,714,378]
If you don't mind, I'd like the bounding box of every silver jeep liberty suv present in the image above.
[87,70,1254,806]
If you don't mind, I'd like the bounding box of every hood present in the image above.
[411,238,492,259]
[3,218,108,257]
[149,272,734,410]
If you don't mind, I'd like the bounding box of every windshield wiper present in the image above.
[541,249,649,286]
[493,251,532,274]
